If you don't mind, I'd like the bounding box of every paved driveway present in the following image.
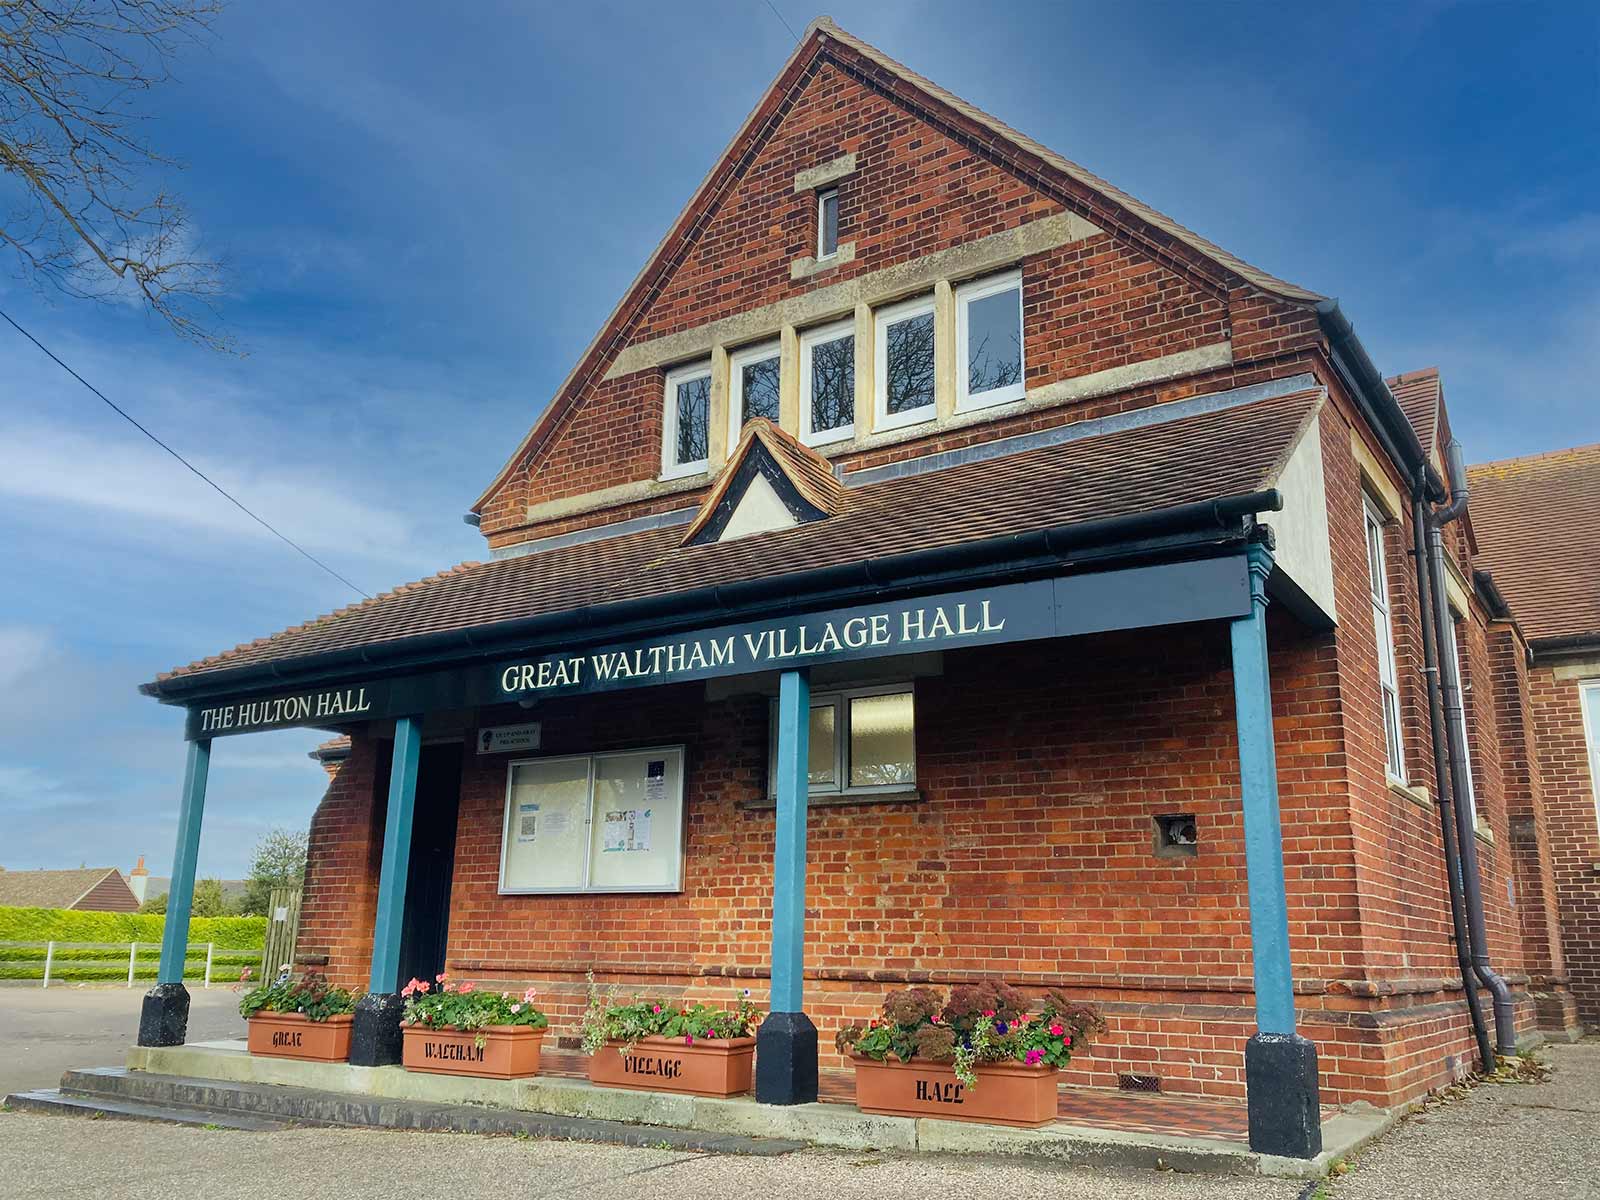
[0,985,244,1094]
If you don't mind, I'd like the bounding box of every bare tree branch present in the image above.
[0,0,231,350]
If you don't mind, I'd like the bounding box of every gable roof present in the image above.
[1468,443,1600,647]
[1388,368,1441,461]
[470,16,1322,517]
[147,385,1322,693]
[681,418,847,545]
[0,867,137,911]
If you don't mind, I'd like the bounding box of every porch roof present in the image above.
[144,387,1322,698]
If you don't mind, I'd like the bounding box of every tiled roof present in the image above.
[1387,368,1441,458]
[151,388,1323,686]
[1468,443,1600,645]
[0,867,130,910]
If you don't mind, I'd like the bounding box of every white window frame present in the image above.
[955,268,1026,412]
[727,339,782,449]
[1364,496,1407,783]
[817,188,839,260]
[873,293,937,432]
[769,682,916,798]
[1580,681,1600,839]
[1442,609,1479,830]
[661,361,712,479]
[498,746,687,895]
[798,318,856,447]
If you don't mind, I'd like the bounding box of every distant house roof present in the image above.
[1468,442,1600,647]
[1387,368,1441,462]
[141,876,249,903]
[0,867,140,913]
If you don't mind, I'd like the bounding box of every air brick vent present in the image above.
[1117,1072,1162,1093]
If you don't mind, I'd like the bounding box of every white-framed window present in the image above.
[874,293,937,431]
[728,340,781,448]
[956,269,1025,411]
[799,318,855,446]
[1580,681,1600,838]
[1442,609,1479,829]
[817,188,840,260]
[1364,496,1406,782]
[499,746,686,894]
[661,362,712,478]
[769,683,916,797]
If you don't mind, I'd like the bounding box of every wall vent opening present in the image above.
[1117,1072,1162,1093]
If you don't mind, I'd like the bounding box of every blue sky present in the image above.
[2,1,1595,880]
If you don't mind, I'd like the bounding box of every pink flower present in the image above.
[1064,1036,1072,1046]
[418,981,430,994]
[459,981,475,994]
[442,982,456,993]
[1025,1049,1044,1066]
[652,1005,663,1014]
[510,1003,523,1014]
[1049,1024,1063,1037]
[982,1010,996,1019]
[523,987,538,1003]
[685,1034,695,1045]
[436,973,447,983]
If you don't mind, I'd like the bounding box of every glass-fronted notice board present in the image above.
[498,746,685,893]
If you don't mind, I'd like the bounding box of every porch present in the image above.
[119,1038,1382,1177]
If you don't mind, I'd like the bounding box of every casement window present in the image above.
[499,747,686,894]
[817,187,840,260]
[955,269,1025,411]
[728,340,781,447]
[1442,611,1479,829]
[1363,496,1406,781]
[874,294,937,431]
[769,683,916,797]
[799,318,855,446]
[662,362,712,478]
[1580,682,1600,837]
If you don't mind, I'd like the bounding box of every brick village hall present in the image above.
[131,19,1585,1160]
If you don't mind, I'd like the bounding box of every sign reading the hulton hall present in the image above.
[191,683,388,738]
[494,585,1045,700]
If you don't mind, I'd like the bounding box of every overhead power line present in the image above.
[1,306,373,600]
[762,0,800,42]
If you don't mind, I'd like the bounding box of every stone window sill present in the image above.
[1474,820,1495,847]
[1389,779,1431,809]
[791,241,856,280]
[741,786,921,811]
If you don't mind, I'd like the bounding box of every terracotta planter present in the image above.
[246,1012,353,1062]
[852,1056,1059,1127]
[587,1036,755,1096]
[401,1024,546,1078]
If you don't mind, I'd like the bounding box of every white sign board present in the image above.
[477,722,542,755]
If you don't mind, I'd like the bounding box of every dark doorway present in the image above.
[395,742,463,990]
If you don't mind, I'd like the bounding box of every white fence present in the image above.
[0,940,261,988]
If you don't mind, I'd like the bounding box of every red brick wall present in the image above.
[296,736,387,983]
[1530,664,1600,1026]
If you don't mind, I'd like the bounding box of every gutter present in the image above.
[141,489,1283,704]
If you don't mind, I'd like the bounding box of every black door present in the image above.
[395,742,463,990]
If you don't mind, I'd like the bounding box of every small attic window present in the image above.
[817,188,839,259]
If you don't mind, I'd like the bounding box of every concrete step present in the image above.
[57,1067,805,1155]
[6,1088,289,1130]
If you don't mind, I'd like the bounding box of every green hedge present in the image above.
[0,906,265,982]
[0,906,265,948]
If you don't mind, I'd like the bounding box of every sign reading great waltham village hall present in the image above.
[183,559,1251,739]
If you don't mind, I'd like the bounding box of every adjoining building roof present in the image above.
[0,867,138,912]
[146,385,1324,692]
[470,16,1323,516]
[1468,442,1600,646]
[1387,368,1441,461]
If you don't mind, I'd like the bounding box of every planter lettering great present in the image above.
[587,1036,755,1096]
[245,1011,354,1062]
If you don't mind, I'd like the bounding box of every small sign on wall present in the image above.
[477,722,541,755]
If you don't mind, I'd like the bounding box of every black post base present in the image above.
[138,982,191,1047]
[1246,1032,1322,1159]
[755,1010,818,1105]
[349,991,406,1066]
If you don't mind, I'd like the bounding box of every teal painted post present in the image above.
[368,716,422,994]
[1230,545,1296,1035]
[157,739,211,984]
[769,669,810,1013]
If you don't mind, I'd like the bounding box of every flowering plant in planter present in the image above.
[401,974,548,1041]
[836,982,1104,1088]
[238,969,358,1022]
[579,973,762,1055]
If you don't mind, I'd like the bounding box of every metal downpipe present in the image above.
[1428,440,1517,1057]
[1410,484,1492,1069]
